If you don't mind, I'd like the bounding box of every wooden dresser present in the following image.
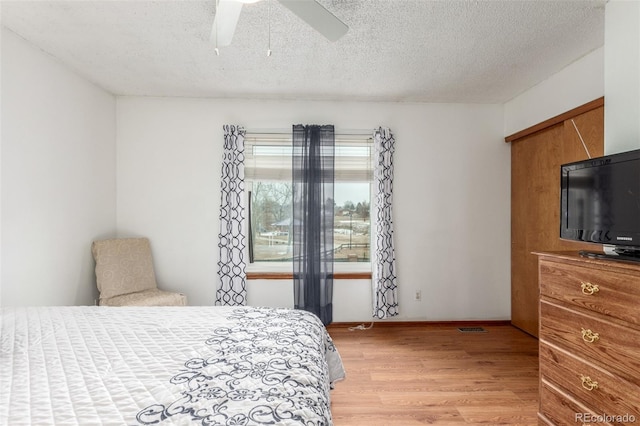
[536,252,640,426]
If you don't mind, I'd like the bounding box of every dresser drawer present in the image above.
[540,300,640,386]
[539,258,640,327]
[539,378,613,426]
[540,342,640,421]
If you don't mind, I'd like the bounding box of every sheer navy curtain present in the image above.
[292,124,335,325]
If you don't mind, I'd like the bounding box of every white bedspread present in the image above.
[0,306,345,425]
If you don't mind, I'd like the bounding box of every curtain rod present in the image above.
[245,128,374,138]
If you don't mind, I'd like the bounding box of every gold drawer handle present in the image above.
[581,328,600,343]
[580,375,598,391]
[581,282,599,295]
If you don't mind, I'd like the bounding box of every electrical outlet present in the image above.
[415,290,422,301]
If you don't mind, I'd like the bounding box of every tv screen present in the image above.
[560,148,640,257]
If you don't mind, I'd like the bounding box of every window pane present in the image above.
[333,183,370,262]
[249,182,370,262]
[250,182,293,262]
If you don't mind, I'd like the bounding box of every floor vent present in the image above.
[457,327,487,333]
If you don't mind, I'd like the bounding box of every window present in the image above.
[245,132,373,267]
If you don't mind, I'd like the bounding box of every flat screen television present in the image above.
[560,148,640,261]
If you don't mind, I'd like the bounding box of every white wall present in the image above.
[117,97,510,321]
[504,47,604,137]
[604,0,640,154]
[1,28,117,306]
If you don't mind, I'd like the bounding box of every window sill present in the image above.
[246,271,372,280]
[246,262,372,280]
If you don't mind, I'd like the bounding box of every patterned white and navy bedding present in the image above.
[0,306,345,425]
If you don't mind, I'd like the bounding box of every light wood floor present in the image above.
[327,323,539,425]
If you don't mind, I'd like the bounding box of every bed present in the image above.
[0,306,345,425]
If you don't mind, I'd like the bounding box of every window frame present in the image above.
[243,130,374,276]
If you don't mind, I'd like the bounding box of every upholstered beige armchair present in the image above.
[92,237,187,306]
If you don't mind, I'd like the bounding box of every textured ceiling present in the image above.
[1,0,606,103]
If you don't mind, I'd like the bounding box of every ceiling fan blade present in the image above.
[210,0,244,47]
[277,0,348,42]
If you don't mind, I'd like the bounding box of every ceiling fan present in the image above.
[211,0,349,47]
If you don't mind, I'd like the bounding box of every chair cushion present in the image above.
[99,289,187,306]
[92,238,158,299]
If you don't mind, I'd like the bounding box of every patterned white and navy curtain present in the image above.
[216,125,247,306]
[372,127,398,319]
[292,124,335,325]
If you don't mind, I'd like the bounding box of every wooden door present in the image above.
[509,101,604,337]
